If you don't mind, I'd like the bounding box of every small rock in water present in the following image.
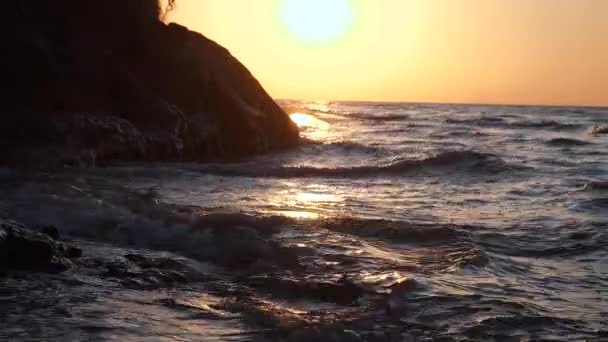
[1,219,78,273]
[40,225,60,239]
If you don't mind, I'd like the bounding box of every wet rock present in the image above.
[124,253,186,271]
[103,254,195,289]
[0,219,79,273]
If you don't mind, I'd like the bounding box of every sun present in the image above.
[279,0,356,45]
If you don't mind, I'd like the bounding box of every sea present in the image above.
[1,100,608,341]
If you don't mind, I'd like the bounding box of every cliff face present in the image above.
[0,0,299,165]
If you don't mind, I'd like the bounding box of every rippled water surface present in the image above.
[2,101,608,341]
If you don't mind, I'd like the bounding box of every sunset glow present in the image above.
[172,0,608,106]
[280,0,356,45]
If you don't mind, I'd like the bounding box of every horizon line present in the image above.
[275,98,608,109]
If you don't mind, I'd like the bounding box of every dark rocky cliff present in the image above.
[0,0,299,166]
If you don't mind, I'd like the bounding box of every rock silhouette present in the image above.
[1,0,299,166]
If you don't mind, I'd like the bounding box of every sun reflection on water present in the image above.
[289,112,332,141]
[260,184,344,219]
[296,191,338,202]
[290,113,329,128]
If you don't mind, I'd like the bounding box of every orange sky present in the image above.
[170,0,608,107]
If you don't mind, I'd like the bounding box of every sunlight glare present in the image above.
[289,113,328,128]
[280,0,355,45]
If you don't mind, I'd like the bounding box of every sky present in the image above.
[170,0,608,107]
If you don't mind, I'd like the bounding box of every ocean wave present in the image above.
[288,106,411,123]
[463,315,592,340]
[318,217,466,244]
[199,151,513,178]
[478,226,608,258]
[446,117,583,131]
[554,107,608,116]
[510,120,583,130]
[301,140,391,156]
[347,112,411,122]
[575,198,608,211]
[446,117,507,127]
[2,182,303,269]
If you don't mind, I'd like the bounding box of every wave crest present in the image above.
[200,151,511,178]
[301,140,391,157]
[447,117,582,131]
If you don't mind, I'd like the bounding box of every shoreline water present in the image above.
[2,101,608,341]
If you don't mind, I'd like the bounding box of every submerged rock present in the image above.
[1,0,299,166]
[0,220,81,273]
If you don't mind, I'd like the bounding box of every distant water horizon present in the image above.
[277,98,608,110]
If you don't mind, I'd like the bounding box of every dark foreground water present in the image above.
[2,101,608,341]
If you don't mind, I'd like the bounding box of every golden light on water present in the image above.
[271,210,320,219]
[289,113,329,128]
[296,191,338,203]
[289,113,314,127]
[262,185,343,220]
[289,112,333,141]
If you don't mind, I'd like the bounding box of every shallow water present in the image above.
[2,101,608,341]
